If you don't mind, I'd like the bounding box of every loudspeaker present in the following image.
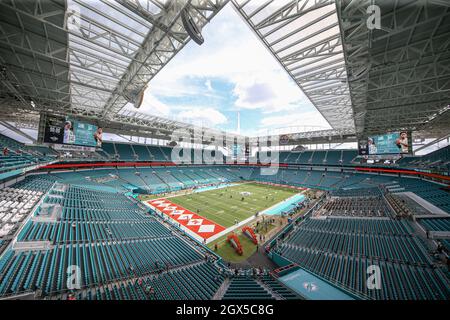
[181,8,204,45]
[132,85,147,109]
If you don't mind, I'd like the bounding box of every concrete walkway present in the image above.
[228,245,278,270]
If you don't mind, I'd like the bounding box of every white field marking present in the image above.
[155,183,302,229]
[185,197,267,226]
[155,183,239,200]
[171,198,239,226]
[208,206,253,224]
[206,214,257,244]
[259,192,305,215]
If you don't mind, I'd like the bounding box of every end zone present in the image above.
[145,198,226,242]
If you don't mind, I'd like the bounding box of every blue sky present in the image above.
[126,3,331,136]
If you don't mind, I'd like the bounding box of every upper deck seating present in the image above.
[115,144,136,161]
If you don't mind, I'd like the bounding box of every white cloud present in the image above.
[232,71,307,113]
[205,79,213,92]
[136,91,171,117]
[233,79,276,109]
[145,76,221,99]
[178,107,227,127]
[127,3,329,135]
[148,5,311,113]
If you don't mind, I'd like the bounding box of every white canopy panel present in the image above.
[232,0,355,131]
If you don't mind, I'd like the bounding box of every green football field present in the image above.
[166,182,300,227]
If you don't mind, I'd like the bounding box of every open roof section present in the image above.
[232,0,355,132]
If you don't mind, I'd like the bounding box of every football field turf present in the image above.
[167,182,300,228]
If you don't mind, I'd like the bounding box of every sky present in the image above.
[124,3,331,137]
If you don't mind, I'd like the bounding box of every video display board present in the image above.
[359,132,411,155]
[43,115,103,148]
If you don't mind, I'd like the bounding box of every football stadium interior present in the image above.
[0,0,450,302]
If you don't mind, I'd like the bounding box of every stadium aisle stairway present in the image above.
[222,277,273,300]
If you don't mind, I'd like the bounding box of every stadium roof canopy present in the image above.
[0,0,449,144]
[234,0,355,131]
[337,0,450,139]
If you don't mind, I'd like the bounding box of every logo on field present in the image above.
[303,282,318,292]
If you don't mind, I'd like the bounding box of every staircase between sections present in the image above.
[254,278,284,300]
[212,278,230,300]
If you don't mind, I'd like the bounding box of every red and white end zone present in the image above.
[145,198,226,242]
